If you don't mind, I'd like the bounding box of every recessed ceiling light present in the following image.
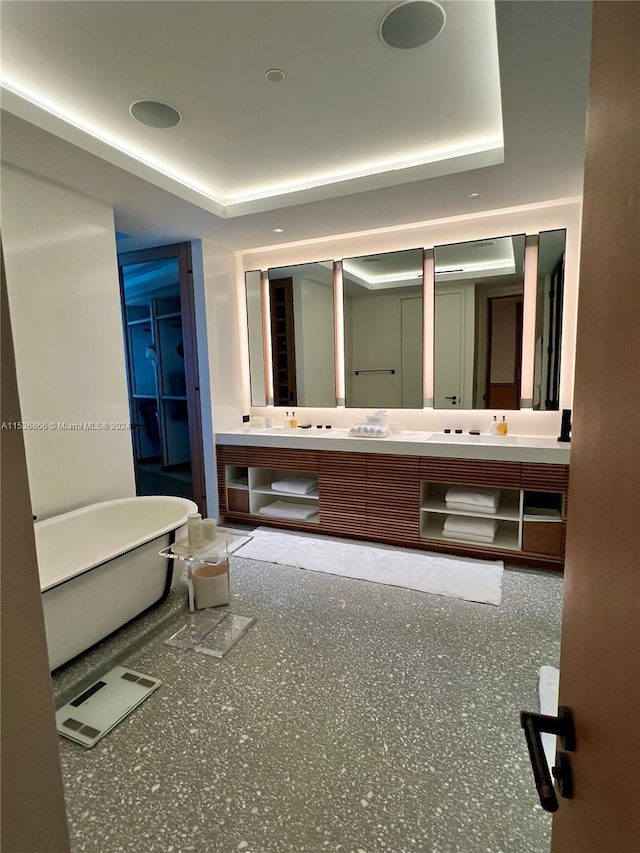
[273,227,284,233]
[129,100,182,128]
[468,192,481,199]
[380,1,446,50]
[265,69,286,83]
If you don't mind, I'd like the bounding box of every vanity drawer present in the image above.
[522,521,564,556]
[521,463,569,493]
[227,487,250,514]
[419,457,522,488]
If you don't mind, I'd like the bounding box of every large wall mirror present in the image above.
[245,270,266,406]
[343,248,423,409]
[533,229,566,410]
[433,234,526,409]
[268,261,335,407]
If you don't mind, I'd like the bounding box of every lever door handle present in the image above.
[444,395,458,404]
[520,706,576,812]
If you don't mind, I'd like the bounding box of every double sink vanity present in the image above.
[234,225,572,570]
[216,428,570,570]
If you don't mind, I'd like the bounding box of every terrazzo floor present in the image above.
[53,553,563,853]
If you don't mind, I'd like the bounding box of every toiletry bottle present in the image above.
[284,411,290,428]
[497,416,508,436]
[490,415,498,436]
[187,513,204,548]
[290,411,298,429]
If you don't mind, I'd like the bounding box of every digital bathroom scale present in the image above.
[56,665,161,748]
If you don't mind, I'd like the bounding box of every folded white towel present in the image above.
[349,424,390,438]
[443,514,498,538]
[258,501,318,521]
[442,530,496,544]
[271,476,318,495]
[445,500,498,515]
[445,486,500,510]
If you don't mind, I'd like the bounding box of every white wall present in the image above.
[242,199,582,436]
[2,164,135,519]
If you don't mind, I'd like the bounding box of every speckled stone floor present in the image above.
[53,554,563,853]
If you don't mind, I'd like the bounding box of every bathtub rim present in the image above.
[35,495,198,593]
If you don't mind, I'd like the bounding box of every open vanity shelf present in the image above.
[222,454,320,525]
[420,483,523,551]
[217,443,569,569]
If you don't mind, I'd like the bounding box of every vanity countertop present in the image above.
[216,428,570,464]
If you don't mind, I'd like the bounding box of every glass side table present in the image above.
[160,527,253,612]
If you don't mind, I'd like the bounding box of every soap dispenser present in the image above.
[289,411,298,429]
[497,415,508,436]
[284,411,290,428]
[490,415,498,436]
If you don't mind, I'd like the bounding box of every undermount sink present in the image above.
[428,433,519,445]
[252,426,348,436]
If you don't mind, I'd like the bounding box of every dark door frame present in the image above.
[118,242,207,515]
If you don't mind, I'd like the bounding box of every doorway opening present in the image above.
[118,243,206,515]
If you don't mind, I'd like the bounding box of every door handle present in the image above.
[520,706,576,812]
[444,395,458,405]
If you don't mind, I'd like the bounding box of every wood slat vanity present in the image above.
[216,431,570,570]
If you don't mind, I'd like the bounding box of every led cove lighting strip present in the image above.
[1,78,502,208]
[226,136,503,203]
[0,78,219,203]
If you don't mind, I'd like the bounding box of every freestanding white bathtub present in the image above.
[34,495,198,670]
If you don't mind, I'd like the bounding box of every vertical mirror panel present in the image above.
[434,235,526,410]
[268,261,335,407]
[343,249,423,409]
[245,270,266,406]
[533,229,566,410]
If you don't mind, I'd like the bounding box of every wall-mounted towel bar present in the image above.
[353,369,396,375]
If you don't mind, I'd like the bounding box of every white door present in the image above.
[434,284,475,408]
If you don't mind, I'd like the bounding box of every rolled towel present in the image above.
[442,530,496,544]
[271,476,318,495]
[258,500,318,521]
[443,514,498,539]
[445,486,500,511]
[445,500,499,514]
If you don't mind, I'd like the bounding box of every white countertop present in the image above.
[216,427,570,464]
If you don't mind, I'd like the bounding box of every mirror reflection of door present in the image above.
[485,295,523,409]
[434,234,525,410]
[434,285,475,408]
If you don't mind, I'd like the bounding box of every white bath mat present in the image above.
[539,665,560,771]
[233,527,503,606]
